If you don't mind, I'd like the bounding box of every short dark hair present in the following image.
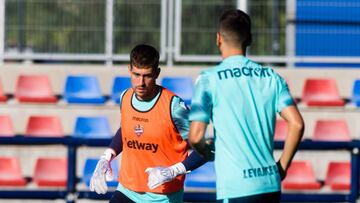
[218,9,252,48]
[130,44,159,70]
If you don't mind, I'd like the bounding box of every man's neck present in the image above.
[135,85,160,102]
[220,45,245,59]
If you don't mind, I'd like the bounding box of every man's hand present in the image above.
[203,138,215,161]
[145,162,187,190]
[277,161,287,181]
[89,149,115,194]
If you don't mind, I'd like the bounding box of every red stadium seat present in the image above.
[312,120,351,141]
[325,161,350,190]
[282,161,321,190]
[0,79,7,102]
[33,158,67,187]
[0,157,27,186]
[15,75,57,103]
[0,115,15,137]
[274,120,288,141]
[301,79,344,106]
[25,115,64,137]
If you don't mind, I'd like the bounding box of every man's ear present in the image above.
[128,64,132,74]
[216,32,222,47]
[155,67,161,79]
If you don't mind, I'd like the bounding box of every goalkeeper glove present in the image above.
[277,160,287,181]
[203,138,215,161]
[145,162,187,190]
[89,148,115,194]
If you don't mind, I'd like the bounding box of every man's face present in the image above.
[128,65,159,101]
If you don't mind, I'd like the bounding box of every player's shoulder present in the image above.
[194,66,215,84]
[257,65,287,87]
[171,95,188,109]
[198,64,222,81]
[201,65,218,75]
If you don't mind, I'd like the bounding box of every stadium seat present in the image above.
[312,119,351,141]
[0,79,7,102]
[282,160,321,190]
[0,115,15,136]
[33,157,67,187]
[161,77,193,106]
[301,79,344,106]
[82,158,119,187]
[184,161,216,189]
[25,115,64,137]
[0,157,26,186]
[64,75,105,104]
[324,161,350,190]
[274,120,288,141]
[15,75,57,103]
[352,79,360,107]
[73,116,112,138]
[111,76,131,104]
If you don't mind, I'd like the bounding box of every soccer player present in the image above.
[89,44,207,203]
[188,9,304,203]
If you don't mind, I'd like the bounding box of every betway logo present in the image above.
[125,138,159,153]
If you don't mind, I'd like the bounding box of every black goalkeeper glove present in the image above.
[276,161,287,181]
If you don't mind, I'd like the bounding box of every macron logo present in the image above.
[126,138,159,153]
[217,67,272,80]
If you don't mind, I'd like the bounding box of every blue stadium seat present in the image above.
[64,75,105,104]
[82,158,119,187]
[161,77,193,106]
[73,116,112,138]
[185,161,216,189]
[111,76,131,104]
[352,79,360,107]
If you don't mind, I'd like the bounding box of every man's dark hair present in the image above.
[218,9,252,49]
[130,44,159,70]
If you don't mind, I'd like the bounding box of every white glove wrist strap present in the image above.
[102,148,115,161]
[169,162,187,176]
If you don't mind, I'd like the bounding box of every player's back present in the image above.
[204,55,293,198]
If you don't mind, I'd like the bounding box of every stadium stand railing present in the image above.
[0,137,359,203]
[1,67,360,202]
